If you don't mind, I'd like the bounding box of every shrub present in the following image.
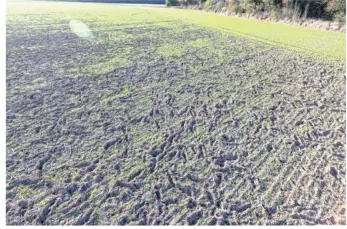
[204,0,213,7]
[270,8,281,19]
[180,0,199,5]
[333,11,346,23]
[204,0,223,8]
[286,0,345,20]
[324,0,346,21]
[233,5,246,14]
[226,0,234,7]
[215,2,226,10]
[264,0,283,10]
[166,0,180,6]
[325,0,346,13]
[241,0,265,14]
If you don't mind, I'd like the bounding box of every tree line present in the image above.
[166,0,346,22]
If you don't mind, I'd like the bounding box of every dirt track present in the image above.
[6,5,346,225]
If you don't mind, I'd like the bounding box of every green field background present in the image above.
[7,2,346,62]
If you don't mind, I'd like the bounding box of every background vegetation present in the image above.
[166,0,346,22]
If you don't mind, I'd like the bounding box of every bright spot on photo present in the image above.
[69,20,94,40]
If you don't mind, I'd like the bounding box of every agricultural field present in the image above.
[6,1,346,226]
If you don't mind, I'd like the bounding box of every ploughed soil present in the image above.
[6,9,346,225]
